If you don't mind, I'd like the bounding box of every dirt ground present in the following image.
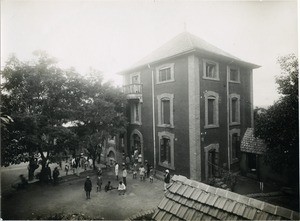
[2,164,298,220]
[2,168,164,220]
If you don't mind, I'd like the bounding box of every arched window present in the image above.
[157,93,174,127]
[229,94,240,125]
[229,128,241,163]
[158,131,175,169]
[204,91,219,128]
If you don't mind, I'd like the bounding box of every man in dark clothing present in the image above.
[53,167,60,185]
[84,176,92,199]
[164,169,170,191]
[105,181,115,192]
[145,161,151,178]
[46,164,52,183]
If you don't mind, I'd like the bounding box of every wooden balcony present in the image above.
[122,84,143,102]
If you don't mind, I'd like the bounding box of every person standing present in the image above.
[71,158,76,174]
[132,162,138,179]
[53,167,60,185]
[65,164,69,176]
[139,165,145,181]
[122,167,127,186]
[149,166,154,183]
[46,164,52,183]
[84,176,92,199]
[97,175,103,192]
[164,170,170,191]
[125,155,130,169]
[138,154,142,164]
[115,162,119,180]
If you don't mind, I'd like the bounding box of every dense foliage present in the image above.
[254,54,298,184]
[1,52,127,175]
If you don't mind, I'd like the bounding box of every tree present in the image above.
[1,53,82,180]
[1,53,128,180]
[74,69,127,170]
[254,54,298,185]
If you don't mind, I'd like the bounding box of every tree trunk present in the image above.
[28,158,39,181]
[92,156,97,170]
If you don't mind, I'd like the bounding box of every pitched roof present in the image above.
[241,128,266,155]
[120,32,260,74]
[153,175,299,221]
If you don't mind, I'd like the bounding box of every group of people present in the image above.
[83,167,127,199]
[65,156,94,176]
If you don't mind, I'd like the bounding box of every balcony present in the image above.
[122,83,143,102]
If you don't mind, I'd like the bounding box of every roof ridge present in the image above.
[185,31,194,48]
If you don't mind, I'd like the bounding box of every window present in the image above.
[156,63,175,84]
[203,59,219,80]
[130,72,140,84]
[228,66,240,83]
[204,91,219,128]
[158,131,174,169]
[157,93,174,127]
[160,137,171,163]
[130,102,141,125]
[229,94,240,125]
[230,129,240,163]
[207,98,215,125]
[159,68,171,82]
[162,99,170,124]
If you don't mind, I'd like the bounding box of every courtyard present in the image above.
[2,165,164,220]
[2,162,299,220]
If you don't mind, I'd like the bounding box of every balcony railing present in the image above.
[122,84,143,101]
[123,84,143,94]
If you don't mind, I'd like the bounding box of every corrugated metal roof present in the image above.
[241,128,267,155]
[120,32,260,74]
[152,175,299,221]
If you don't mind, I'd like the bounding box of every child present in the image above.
[97,175,103,192]
[105,181,114,192]
[149,166,154,183]
[139,165,145,181]
[132,163,138,179]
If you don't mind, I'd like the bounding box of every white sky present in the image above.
[1,0,298,107]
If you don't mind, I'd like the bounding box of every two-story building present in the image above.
[119,32,260,181]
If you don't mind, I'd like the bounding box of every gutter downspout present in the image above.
[227,65,231,172]
[149,64,156,169]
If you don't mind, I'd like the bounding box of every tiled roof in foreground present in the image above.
[153,175,299,220]
[241,128,266,155]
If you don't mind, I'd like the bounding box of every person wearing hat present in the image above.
[84,176,92,199]
[164,169,170,191]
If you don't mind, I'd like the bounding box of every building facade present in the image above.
[120,32,259,181]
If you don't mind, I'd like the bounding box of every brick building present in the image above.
[120,32,260,181]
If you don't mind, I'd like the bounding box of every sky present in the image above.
[1,0,298,107]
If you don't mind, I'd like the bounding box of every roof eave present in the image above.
[194,48,261,69]
[118,48,260,75]
[117,49,196,75]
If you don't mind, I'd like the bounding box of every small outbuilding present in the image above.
[240,128,266,180]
